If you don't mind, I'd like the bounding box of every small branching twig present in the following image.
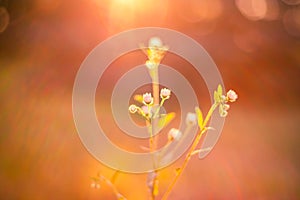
[162,85,238,199]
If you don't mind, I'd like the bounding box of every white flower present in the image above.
[220,110,228,117]
[160,88,171,99]
[128,104,138,114]
[227,90,238,102]
[143,93,153,105]
[149,37,162,48]
[141,105,151,115]
[168,128,182,141]
[223,104,230,111]
[145,60,157,70]
[186,112,197,126]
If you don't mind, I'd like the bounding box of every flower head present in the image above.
[220,110,228,117]
[160,88,171,99]
[129,104,138,114]
[141,105,151,115]
[149,37,163,48]
[227,90,238,102]
[186,112,197,126]
[145,60,157,70]
[168,128,182,141]
[223,104,230,111]
[143,93,153,105]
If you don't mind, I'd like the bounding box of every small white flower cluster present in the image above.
[145,37,168,70]
[219,90,238,117]
[128,88,171,117]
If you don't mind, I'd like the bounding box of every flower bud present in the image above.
[143,93,153,105]
[149,37,162,48]
[128,104,138,114]
[227,90,238,102]
[160,88,171,99]
[141,105,151,115]
[186,112,197,126]
[145,60,156,70]
[223,104,230,111]
[220,110,228,117]
[168,128,182,141]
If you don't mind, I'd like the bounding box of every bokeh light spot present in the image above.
[233,28,263,53]
[281,0,300,5]
[264,0,280,21]
[283,7,300,37]
[235,0,267,21]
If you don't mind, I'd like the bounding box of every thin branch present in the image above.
[161,103,218,200]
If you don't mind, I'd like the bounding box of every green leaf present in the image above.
[195,107,203,129]
[217,84,223,96]
[158,112,176,129]
[134,95,143,103]
[214,91,220,103]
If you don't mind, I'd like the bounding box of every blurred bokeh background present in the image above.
[0,0,299,199]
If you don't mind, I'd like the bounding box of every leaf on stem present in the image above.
[158,112,176,129]
[214,91,220,103]
[134,95,144,103]
[217,84,223,96]
[195,107,203,130]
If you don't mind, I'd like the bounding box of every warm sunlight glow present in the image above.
[93,0,169,34]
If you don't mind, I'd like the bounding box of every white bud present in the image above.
[186,112,197,126]
[168,128,182,141]
[149,37,162,47]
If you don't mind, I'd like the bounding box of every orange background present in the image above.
[0,0,299,199]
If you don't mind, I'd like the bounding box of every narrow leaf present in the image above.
[134,95,143,103]
[214,91,220,103]
[158,112,176,129]
[195,107,203,129]
[217,84,223,96]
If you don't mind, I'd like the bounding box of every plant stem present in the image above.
[148,67,160,200]
[161,102,218,200]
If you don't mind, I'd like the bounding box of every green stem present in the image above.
[148,66,160,200]
[153,98,165,119]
